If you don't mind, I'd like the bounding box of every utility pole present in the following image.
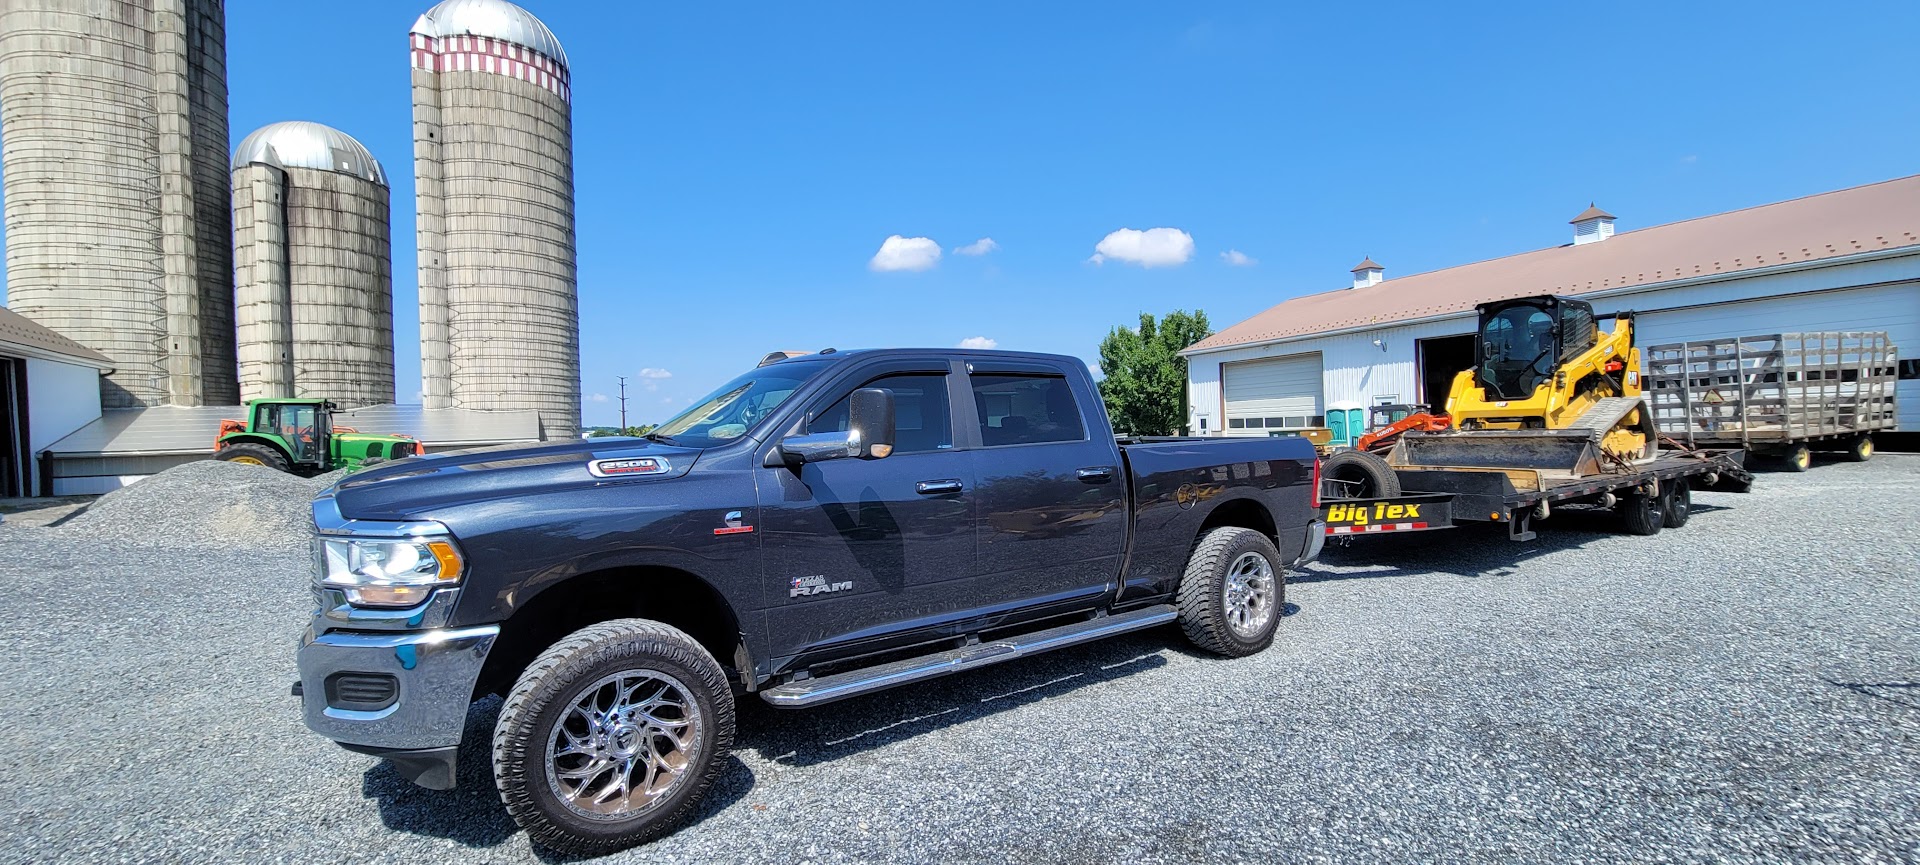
[617,376,629,431]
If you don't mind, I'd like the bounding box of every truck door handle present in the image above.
[1076,466,1115,483]
[916,479,964,495]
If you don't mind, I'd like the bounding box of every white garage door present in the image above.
[1223,353,1323,437]
[1637,282,1920,428]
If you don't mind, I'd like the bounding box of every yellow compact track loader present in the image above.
[1393,295,1657,477]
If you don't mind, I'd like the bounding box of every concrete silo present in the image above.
[0,0,237,407]
[410,0,579,437]
[231,121,396,409]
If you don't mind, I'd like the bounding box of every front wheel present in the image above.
[1780,442,1812,473]
[1177,527,1285,656]
[493,619,734,856]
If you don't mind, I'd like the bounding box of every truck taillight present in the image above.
[1310,458,1321,510]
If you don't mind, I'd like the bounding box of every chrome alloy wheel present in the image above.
[1223,551,1277,638]
[545,669,705,820]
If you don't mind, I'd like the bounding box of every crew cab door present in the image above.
[963,360,1127,610]
[757,359,979,661]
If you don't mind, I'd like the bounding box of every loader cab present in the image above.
[1474,296,1597,400]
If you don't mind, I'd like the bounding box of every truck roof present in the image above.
[763,347,1091,369]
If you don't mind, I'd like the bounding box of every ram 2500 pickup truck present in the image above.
[297,348,1321,855]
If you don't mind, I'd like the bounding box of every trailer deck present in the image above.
[1322,448,1752,542]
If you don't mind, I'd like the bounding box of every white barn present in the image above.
[1184,175,1920,444]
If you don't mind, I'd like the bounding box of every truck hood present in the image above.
[319,437,702,520]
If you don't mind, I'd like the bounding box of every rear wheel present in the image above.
[1659,478,1691,529]
[1844,434,1874,463]
[1321,450,1401,500]
[1619,491,1663,536]
[494,619,734,856]
[214,442,289,472]
[1780,442,1812,473]
[1177,527,1285,657]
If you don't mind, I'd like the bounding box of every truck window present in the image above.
[811,374,953,453]
[970,374,1084,446]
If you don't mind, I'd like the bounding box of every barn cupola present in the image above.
[1350,256,1384,289]
[1570,203,1616,245]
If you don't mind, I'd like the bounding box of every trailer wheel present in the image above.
[1781,442,1812,473]
[1659,478,1691,529]
[1321,450,1401,500]
[1844,435,1874,463]
[1619,492,1663,536]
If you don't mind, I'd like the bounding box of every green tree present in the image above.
[1097,310,1212,436]
[586,424,658,438]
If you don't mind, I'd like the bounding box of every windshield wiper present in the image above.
[643,431,677,445]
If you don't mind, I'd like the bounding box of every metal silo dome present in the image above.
[233,121,388,186]
[411,0,568,67]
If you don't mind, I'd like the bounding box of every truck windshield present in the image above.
[650,360,831,448]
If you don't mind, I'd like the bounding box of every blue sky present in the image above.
[9,2,1920,427]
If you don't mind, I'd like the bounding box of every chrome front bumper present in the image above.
[296,623,498,752]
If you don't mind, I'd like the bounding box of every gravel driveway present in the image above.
[2,456,1916,864]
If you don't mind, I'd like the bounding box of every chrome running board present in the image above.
[760,604,1178,708]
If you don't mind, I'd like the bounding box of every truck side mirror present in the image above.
[780,388,897,464]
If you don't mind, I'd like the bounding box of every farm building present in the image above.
[1184,175,1920,445]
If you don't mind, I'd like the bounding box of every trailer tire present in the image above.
[1619,491,1663,536]
[1844,434,1874,463]
[1659,478,1691,529]
[1177,527,1285,657]
[1781,442,1812,473]
[1321,450,1401,500]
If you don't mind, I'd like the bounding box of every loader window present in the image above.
[1479,305,1556,400]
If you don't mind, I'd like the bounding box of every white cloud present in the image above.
[662,397,675,405]
[635,368,672,392]
[954,237,999,256]
[957,336,998,350]
[590,393,609,403]
[1089,227,1194,268]
[869,235,942,272]
[1219,249,1257,267]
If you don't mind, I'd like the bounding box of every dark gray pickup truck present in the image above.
[297,348,1321,854]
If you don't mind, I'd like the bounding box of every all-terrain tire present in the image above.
[1660,478,1691,529]
[493,619,735,857]
[1619,491,1663,536]
[213,442,289,472]
[1321,449,1401,500]
[1177,527,1286,657]
[1845,434,1874,463]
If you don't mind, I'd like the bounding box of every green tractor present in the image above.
[212,398,418,476]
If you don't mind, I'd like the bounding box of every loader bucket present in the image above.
[1393,428,1605,475]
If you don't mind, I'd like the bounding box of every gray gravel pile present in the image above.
[57,460,334,550]
[1,456,1916,863]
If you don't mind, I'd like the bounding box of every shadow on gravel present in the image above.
[360,695,757,860]
[1298,502,1736,583]
[1822,679,1920,711]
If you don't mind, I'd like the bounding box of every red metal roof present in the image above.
[1187,175,1920,354]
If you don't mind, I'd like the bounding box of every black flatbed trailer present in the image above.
[1321,448,1752,542]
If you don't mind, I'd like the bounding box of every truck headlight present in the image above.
[318,536,465,608]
